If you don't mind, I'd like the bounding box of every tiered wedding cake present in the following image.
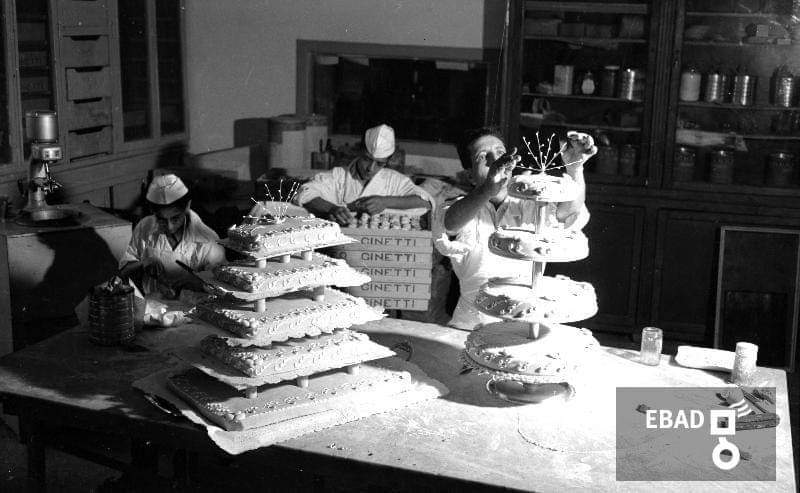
[461,134,600,402]
[167,200,441,431]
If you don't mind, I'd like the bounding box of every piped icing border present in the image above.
[488,228,589,262]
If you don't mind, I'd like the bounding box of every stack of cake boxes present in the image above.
[329,212,434,312]
[167,214,420,432]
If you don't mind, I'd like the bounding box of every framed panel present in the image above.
[715,226,800,372]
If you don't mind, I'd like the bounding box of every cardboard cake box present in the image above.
[328,228,433,311]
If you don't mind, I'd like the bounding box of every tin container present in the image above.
[766,151,795,187]
[600,65,619,97]
[709,148,734,184]
[680,68,702,101]
[704,72,728,103]
[619,145,637,176]
[618,68,644,101]
[673,146,696,181]
[595,145,619,174]
[24,109,58,143]
[732,74,755,106]
[553,65,574,95]
[771,75,795,107]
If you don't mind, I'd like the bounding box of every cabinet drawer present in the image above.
[66,67,110,100]
[68,126,111,159]
[65,98,111,130]
[61,36,109,67]
[58,0,108,29]
[21,76,50,94]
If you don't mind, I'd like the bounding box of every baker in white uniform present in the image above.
[294,124,434,225]
[119,174,225,297]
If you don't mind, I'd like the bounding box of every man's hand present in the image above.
[349,195,388,215]
[561,131,597,173]
[141,256,165,279]
[327,205,354,225]
[479,148,521,197]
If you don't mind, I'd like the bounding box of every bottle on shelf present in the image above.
[679,67,702,102]
[580,71,596,95]
[599,65,619,98]
[553,65,575,95]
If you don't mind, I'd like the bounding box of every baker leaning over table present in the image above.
[291,124,434,225]
[119,173,225,298]
[434,127,597,331]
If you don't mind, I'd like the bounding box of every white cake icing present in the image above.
[463,321,599,382]
[168,363,414,431]
[226,215,351,258]
[488,227,589,262]
[474,276,597,323]
[196,288,384,342]
[507,173,579,202]
[212,253,370,294]
[199,329,395,380]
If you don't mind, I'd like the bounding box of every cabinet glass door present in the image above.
[16,0,54,158]
[0,4,10,164]
[672,0,800,192]
[520,0,653,183]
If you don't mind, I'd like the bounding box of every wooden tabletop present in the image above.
[0,319,795,492]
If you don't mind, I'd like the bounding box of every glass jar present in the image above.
[673,146,696,182]
[580,71,596,95]
[619,145,637,176]
[640,327,663,366]
[595,145,619,174]
[709,149,734,184]
[766,152,795,187]
[618,68,644,101]
[680,68,702,102]
[600,65,619,97]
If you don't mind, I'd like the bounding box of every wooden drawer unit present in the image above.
[67,125,112,159]
[66,67,110,100]
[58,0,109,29]
[61,35,109,67]
[65,98,111,130]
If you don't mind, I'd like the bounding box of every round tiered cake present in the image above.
[507,173,579,202]
[488,227,588,262]
[464,321,599,383]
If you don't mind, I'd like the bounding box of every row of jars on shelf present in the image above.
[536,65,645,100]
[675,146,796,186]
[679,67,798,106]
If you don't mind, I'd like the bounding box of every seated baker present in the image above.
[294,124,434,225]
[119,173,225,298]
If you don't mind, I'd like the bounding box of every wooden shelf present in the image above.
[741,134,800,141]
[671,181,800,196]
[685,11,780,18]
[679,101,800,111]
[526,1,648,15]
[683,40,796,46]
[520,116,641,133]
[525,35,647,44]
[523,92,643,103]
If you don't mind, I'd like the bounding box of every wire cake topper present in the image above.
[247,178,301,224]
[519,131,583,173]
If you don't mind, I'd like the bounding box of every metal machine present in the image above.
[20,110,72,222]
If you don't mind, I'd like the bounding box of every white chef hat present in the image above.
[146,174,189,205]
[364,124,395,161]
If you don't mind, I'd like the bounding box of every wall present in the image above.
[184,0,507,154]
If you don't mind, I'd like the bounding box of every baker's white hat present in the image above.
[146,174,188,205]
[364,124,395,161]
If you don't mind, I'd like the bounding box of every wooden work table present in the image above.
[0,318,795,492]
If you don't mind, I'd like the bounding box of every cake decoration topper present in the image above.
[519,131,584,174]
[247,178,302,224]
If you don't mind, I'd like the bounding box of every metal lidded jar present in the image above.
[709,148,734,184]
[600,65,620,97]
[732,72,755,106]
[766,151,795,187]
[704,71,728,103]
[618,68,644,101]
[771,65,795,107]
[673,145,696,182]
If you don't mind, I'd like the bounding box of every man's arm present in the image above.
[304,197,353,225]
[555,131,595,223]
[350,194,430,215]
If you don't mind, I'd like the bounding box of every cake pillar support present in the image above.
[279,254,291,263]
[296,376,309,388]
[254,298,266,313]
[245,387,257,399]
[255,259,267,269]
[347,364,360,375]
[301,250,313,261]
[312,286,325,302]
[528,322,540,340]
